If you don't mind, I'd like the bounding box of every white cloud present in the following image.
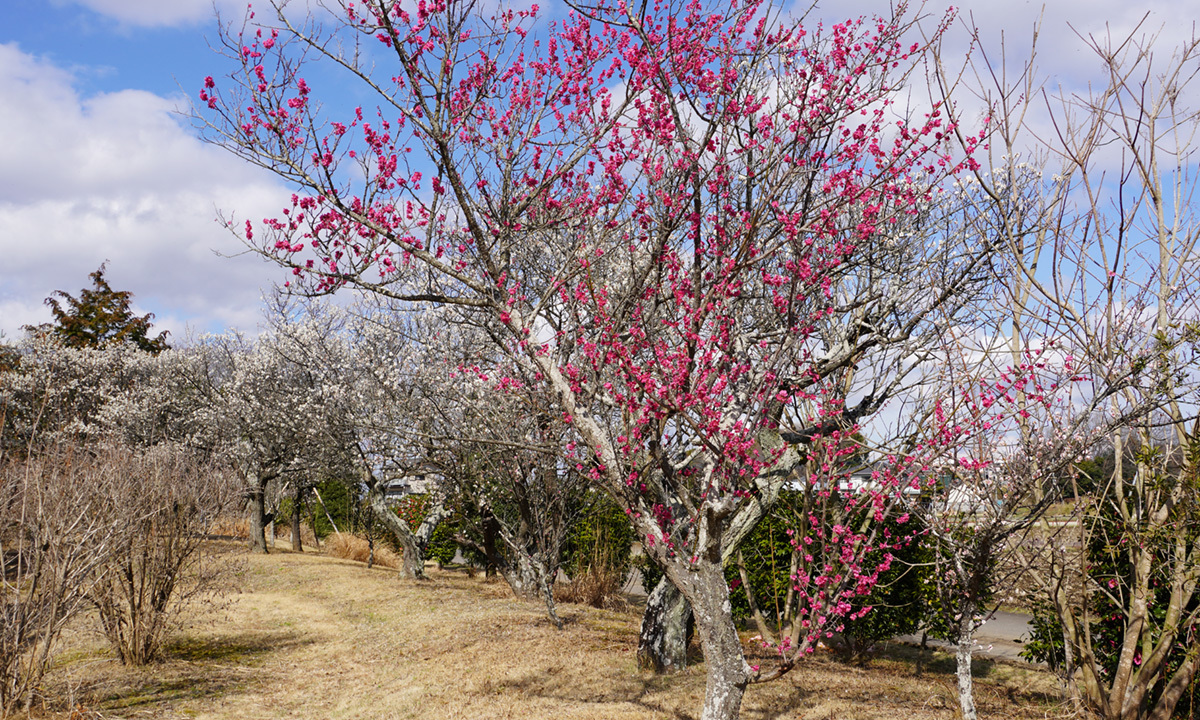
[53,0,336,29]
[803,0,1200,89]
[0,43,292,340]
[53,0,249,28]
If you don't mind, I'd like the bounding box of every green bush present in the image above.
[1019,599,1066,671]
[563,494,633,580]
[724,512,794,626]
[1020,494,1200,719]
[393,493,433,531]
[838,516,929,657]
[277,480,352,543]
[635,553,664,594]
[311,479,352,538]
[392,493,474,566]
[916,524,995,645]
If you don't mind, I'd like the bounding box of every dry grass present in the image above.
[556,526,630,610]
[325,533,400,569]
[555,562,627,610]
[207,517,249,540]
[30,547,1066,720]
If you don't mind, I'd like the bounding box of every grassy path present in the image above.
[46,548,1059,720]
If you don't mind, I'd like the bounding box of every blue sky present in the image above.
[1,0,1195,342]
[1,0,290,341]
[4,4,216,97]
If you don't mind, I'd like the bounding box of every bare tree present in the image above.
[929,15,1200,719]
[89,444,240,665]
[1042,29,1200,716]
[0,445,126,717]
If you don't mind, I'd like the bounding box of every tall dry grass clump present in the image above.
[556,527,627,609]
[208,516,250,540]
[325,532,400,569]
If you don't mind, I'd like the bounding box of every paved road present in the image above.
[896,610,1035,662]
[628,566,1038,663]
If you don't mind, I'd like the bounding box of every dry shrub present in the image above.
[556,562,625,609]
[208,516,250,540]
[0,445,132,718]
[325,533,399,569]
[88,445,240,666]
[556,527,627,610]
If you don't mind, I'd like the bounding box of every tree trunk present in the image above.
[1148,654,1200,720]
[538,562,564,630]
[632,432,794,676]
[483,513,500,578]
[414,498,448,549]
[365,503,376,569]
[684,561,750,720]
[955,611,978,720]
[638,577,693,673]
[503,551,563,629]
[501,553,540,599]
[247,476,269,554]
[291,483,303,552]
[364,476,425,579]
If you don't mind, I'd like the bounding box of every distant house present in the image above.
[383,474,436,500]
[787,460,923,497]
[939,476,997,514]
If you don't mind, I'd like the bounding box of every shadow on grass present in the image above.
[858,641,1063,708]
[166,628,315,663]
[496,668,695,720]
[82,629,314,713]
[493,658,811,720]
[873,641,1000,679]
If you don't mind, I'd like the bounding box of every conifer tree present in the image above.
[28,263,169,354]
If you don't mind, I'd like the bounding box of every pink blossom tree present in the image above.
[197,2,995,716]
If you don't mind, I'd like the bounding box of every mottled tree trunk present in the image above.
[538,562,564,630]
[362,473,425,578]
[414,499,448,551]
[367,490,424,578]
[955,609,978,720]
[363,479,447,579]
[685,561,750,720]
[638,577,693,673]
[501,554,540,599]
[503,552,563,629]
